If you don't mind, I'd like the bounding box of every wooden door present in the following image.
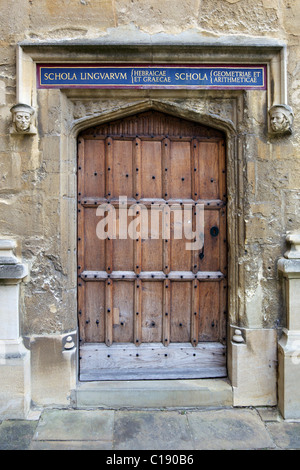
[78,111,227,380]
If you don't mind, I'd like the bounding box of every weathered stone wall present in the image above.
[0,0,299,338]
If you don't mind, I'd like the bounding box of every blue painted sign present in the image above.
[37,64,266,90]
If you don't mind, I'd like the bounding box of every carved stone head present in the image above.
[10,103,35,134]
[269,104,294,135]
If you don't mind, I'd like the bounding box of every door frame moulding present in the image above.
[56,93,240,384]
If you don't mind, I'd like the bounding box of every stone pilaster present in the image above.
[0,240,30,419]
[278,233,300,419]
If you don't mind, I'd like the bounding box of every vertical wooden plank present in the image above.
[162,137,170,200]
[170,207,191,271]
[134,137,142,200]
[170,282,191,342]
[134,208,142,276]
[112,281,134,343]
[162,137,171,347]
[113,209,134,271]
[133,136,142,346]
[113,140,133,197]
[200,210,220,272]
[141,140,162,199]
[141,282,163,343]
[105,136,113,198]
[199,282,220,342]
[163,278,171,346]
[192,139,199,200]
[191,279,199,347]
[84,208,105,271]
[192,203,199,274]
[134,226,142,346]
[105,136,114,347]
[169,141,192,199]
[105,236,113,276]
[199,142,219,200]
[163,207,171,274]
[77,136,86,342]
[134,279,142,346]
[83,139,105,198]
[105,278,113,346]
[192,139,200,274]
[85,282,105,342]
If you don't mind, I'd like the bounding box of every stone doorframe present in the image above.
[4,35,290,416]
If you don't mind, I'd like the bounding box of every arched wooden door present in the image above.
[77,111,227,380]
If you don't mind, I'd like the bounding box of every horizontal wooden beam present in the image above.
[81,270,225,281]
[80,341,226,381]
[79,197,226,208]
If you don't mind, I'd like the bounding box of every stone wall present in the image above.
[0,0,299,415]
[0,0,298,334]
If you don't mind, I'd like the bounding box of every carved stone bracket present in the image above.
[284,232,300,259]
[232,329,245,343]
[10,103,37,135]
[62,332,76,351]
[268,104,294,136]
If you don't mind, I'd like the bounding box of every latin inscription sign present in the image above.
[37,64,266,90]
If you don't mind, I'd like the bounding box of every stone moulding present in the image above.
[16,36,288,135]
[0,239,28,283]
[0,239,19,265]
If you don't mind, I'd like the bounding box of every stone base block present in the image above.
[228,327,277,407]
[278,329,300,419]
[0,339,31,419]
[29,334,77,407]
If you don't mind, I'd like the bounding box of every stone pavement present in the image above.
[0,406,300,451]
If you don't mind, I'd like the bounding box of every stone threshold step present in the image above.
[71,378,233,409]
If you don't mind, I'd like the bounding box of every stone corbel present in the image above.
[268,104,294,136]
[10,103,37,135]
[278,232,300,419]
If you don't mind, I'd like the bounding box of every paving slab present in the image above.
[186,408,275,450]
[114,410,193,450]
[0,420,38,450]
[2,406,300,450]
[32,409,114,445]
[30,439,113,450]
[266,422,300,450]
